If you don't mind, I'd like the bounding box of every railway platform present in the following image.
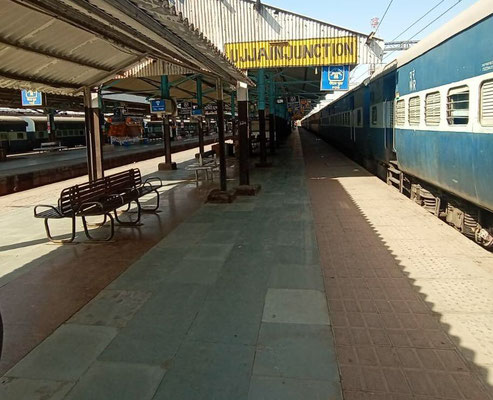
[0,135,223,196]
[0,129,492,399]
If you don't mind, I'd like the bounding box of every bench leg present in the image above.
[114,200,141,225]
[82,213,114,241]
[44,217,76,244]
[140,190,160,212]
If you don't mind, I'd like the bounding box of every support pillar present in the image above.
[235,81,261,196]
[217,80,227,192]
[268,74,276,155]
[231,91,237,139]
[47,110,56,142]
[83,87,103,181]
[237,82,249,186]
[207,79,235,203]
[196,76,205,157]
[158,75,176,170]
[256,69,271,168]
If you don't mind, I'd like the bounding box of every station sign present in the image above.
[21,90,43,107]
[225,37,358,69]
[150,99,166,113]
[321,65,350,91]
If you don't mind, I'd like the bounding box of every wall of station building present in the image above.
[170,0,383,67]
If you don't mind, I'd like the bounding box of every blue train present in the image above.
[304,0,493,248]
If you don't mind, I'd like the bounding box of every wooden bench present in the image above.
[34,168,162,243]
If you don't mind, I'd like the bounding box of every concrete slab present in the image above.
[67,290,151,328]
[0,377,74,400]
[248,376,342,400]
[262,288,330,325]
[64,361,165,400]
[253,323,338,381]
[6,324,117,381]
[153,342,255,400]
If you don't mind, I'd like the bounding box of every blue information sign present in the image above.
[150,99,166,113]
[192,109,203,116]
[21,90,43,106]
[320,65,350,91]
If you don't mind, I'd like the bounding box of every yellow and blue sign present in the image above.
[21,90,43,106]
[321,65,350,91]
[225,37,358,69]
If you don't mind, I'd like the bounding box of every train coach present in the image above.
[304,0,493,248]
[0,115,86,153]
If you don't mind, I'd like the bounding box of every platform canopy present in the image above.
[166,0,384,118]
[0,0,253,97]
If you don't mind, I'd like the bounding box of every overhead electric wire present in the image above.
[374,0,396,35]
[351,0,464,83]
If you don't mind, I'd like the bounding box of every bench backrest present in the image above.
[58,169,142,215]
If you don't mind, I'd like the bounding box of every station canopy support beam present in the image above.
[83,87,103,182]
[217,79,227,192]
[268,73,276,154]
[158,75,176,170]
[237,81,249,186]
[256,69,271,168]
[196,76,205,157]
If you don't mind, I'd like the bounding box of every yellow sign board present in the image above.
[225,37,358,69]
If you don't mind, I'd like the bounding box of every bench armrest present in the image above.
[34,204,63,218]
[78,201,105,214]
[144,177,163,188]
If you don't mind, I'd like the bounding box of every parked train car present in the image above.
[0,115,85,153]
[304,0,493,248]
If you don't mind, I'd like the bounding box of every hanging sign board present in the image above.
[150,99,166,113]
[225,37,358,69]
[321,65,350,91]
[21,90,43,106]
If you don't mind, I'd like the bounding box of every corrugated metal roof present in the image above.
[0,0,252,96]
[169,0,383,65]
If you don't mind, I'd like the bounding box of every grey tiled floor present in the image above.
[0,133,341,400]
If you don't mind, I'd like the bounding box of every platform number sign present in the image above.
[21,90,43,106]
[409,69,417,92]
[321,65,350,91]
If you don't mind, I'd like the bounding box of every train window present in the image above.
[408,96,420,126]
[371,106,377,126]
[357,109,362,126]
[425,92,441,126]
[447,86,469,125]
[395,100,405,126]
[17,132,23,139]
[480,80,493,126]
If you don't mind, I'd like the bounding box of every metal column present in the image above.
[268,74,276,154]
[196,76,205,156]
[159,75,176,170]
[231,91,237,138]
[216,79,227,192]
[257,69,270,167]
[83,87,103,181]
[237,81,249,186]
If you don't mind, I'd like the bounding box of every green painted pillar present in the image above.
[196,76,205,156]
[257,69,268,166]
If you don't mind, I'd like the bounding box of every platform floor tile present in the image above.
[63,361,165,400]
[262,288,330,325]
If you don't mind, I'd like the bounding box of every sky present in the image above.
[264,0,477,43]
[263,0,478,94]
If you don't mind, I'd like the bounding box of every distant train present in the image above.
[304,1,493,248]
[0,115,86,153]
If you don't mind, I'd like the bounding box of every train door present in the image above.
[384,101,395,152]
[351,109,357,145]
